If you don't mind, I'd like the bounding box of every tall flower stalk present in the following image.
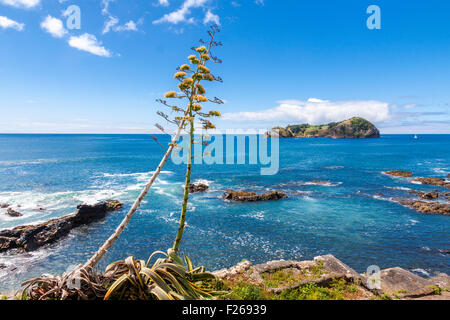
[161,26,223,253]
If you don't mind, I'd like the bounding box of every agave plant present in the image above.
[104,249,221,300]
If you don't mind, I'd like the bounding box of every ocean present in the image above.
[0,134,449,291]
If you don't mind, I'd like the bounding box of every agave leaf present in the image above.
[156,263,187,278]
[190,273,216,281]
[150,286,172,300]
[140,267,172,293]
[155,269,191,298]
[104,274,129,300]
[184,254,193,272]
[145,250,168,267]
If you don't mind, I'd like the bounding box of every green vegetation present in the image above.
[275,279,358,300]
[271,117,378,138]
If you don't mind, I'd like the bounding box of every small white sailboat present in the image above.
[414,134,418,139]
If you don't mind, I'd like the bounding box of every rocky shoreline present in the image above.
[213,254,450,300]
[0,200,123,253]
[383,170,450,215]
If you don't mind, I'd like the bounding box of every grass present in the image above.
[218,261,367,300]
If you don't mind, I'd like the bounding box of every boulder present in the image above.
[0,200,123,253]
[412,177,450,189]
[314,254,361,281]
[384,170,413,177]
[188,183,209,193]
[428,273,450,291]
[0,203,10,209]
[378,267,435,298]
[6,208,23,217]
[409,190,439,200]
[223,190,287,202]
[396,199,450,216]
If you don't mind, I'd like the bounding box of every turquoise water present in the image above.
[0,134,449,291]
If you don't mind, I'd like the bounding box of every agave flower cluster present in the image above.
[162,36,222,131]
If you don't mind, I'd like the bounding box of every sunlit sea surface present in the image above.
[0,134,449,291]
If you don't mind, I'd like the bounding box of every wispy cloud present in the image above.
[68,33,112,57]
[40,15,67,38]
[203,9,220,25]
[102,15,119,34]
[157,0,169,6]
[0,0,40,8]
[222,98,391,124]
[153,0,209,24]
[0,16,25,31]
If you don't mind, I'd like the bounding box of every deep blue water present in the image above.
[0,134,449,291]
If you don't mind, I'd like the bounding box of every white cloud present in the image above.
[102,15,119,34]
[157,0,169,6]
[101,0,115,15]
[68,33,112,57]
[40,15,67,38]
[203,9,220,25]
[153,0,209,24]
[222,98,391,124]
[115,20,138,31]
[0,16,25,31]
[0,0,40,8]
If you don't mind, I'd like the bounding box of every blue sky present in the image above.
[0,0,449,133]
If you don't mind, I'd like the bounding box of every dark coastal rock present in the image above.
[0,203,10,208]
[412,177,450,189]
[266,117,380,139]
[0,263,6,269]
[0,200,123,253]
[6,208,23,217]
[309,180,330,185]
[384,170,413,177]
[417,191,439,200]
[396,199,450,216]
[188,183,209,193]
[223,190,287,202]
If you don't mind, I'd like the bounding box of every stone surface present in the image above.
[0,203,10,209]
[314,254,361,281]
[379,267,435,298]
[6,208,23,217]
[428,273,450,290]
[412,177,450,189]
[396,199,450,215]
[384,170,413,177]
[188,183,209,193]
[223,191,287,202]
[0,200,123,253]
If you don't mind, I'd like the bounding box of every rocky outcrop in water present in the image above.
[266,117,380,139]
[396,199,450,216]
[0,200,123,253]
[0,203,10,209]
[188,183,209,193]
[223,191,287,202]
[6,208,23,217]
[412,177,450,189]
[384,170,413,177]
